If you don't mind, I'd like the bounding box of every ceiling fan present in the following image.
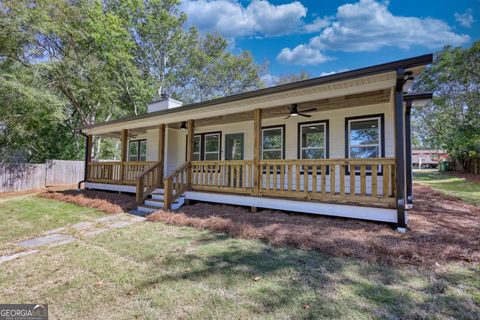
[284,104,316,119]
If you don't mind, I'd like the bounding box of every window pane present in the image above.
[350,119,379,145]
[263,128,282,150]
[302,125,325,148]
[302,149,325,159]
[263,150,282,159]
[128,142,138,160]
[350,146,379,158]
[205,153,219,160]
[193,153,200,161]
[140,141,147,160]
[205,135,219,152]
[193,136,201,154]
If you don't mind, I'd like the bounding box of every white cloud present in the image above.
[319,69,350,76]
[455,9,475,28]
[277,45,332,65]
[181,0,308,38]
[277,0,470,65]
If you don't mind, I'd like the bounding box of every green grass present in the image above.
[0,195,104,244]
[1,220,479,319]
[414,170,480,206]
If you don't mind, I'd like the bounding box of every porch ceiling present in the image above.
[190,88,391,128]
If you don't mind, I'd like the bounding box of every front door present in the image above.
[225,133,244,160]
[225,133,244,187]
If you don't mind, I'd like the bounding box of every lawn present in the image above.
[414,170,480,206]
[0,195,479,319]
[0,194,104,244]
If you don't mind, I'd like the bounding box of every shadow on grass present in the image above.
[129,232,480,319]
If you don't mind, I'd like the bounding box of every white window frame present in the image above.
[347,116,382,159]
[193,135,201,161]
[128,140,147,162]
[204,133,220,160]
[299,122,327,159]
[261,126,284,160]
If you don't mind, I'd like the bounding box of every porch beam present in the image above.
[86,134,93,181]
[157,124,166,185]
[120,129,128,184]
[186,119,195,187]
[253,109,262,195]
[394,69,407,230]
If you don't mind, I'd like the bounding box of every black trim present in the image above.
[186,131,222,161]
[405,101,413,205]
[81,54,433,131]
[261,125,286,160]
[128,139,147,161]
[395,68,407,228]
[344,114,385,175]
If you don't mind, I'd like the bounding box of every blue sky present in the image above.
[181,0,479,82]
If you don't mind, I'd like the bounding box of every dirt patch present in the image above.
[447,171,480,184]
[147,185,480,266]
[41,190,136,214]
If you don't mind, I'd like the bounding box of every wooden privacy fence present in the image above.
[0,160,84,193]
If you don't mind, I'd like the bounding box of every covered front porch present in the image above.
[84,88,398,215]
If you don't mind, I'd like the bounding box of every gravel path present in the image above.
[0,214,146,264]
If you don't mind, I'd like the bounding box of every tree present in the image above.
[0,0,265,162]
[412,41,480,173]
[274,71,310,86]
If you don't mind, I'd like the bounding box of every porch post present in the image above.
[120,129,128,184]
[186,119,194,187]
[157,124,166,186]
[405,101,413,206]
[394,69,407,231]
[253,109,262,196]
[86,134,93,181]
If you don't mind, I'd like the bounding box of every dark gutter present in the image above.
[82,54,433,131]
[403,92,433,101]
[77,129,88,190]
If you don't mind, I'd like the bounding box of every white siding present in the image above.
[145,101,395,179]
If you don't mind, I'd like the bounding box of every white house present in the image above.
[79,54,433,231]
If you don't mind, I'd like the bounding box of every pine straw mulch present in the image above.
[147,184,480,267]
[40,189,137,214]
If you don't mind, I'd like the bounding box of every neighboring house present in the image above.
[412,149,448,168]
[79,55,433,231]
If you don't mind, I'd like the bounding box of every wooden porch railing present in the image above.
[163,162,191,210]
[135,161,163,205]
[191,160,255,194]
[162,158,396,209]
[258,158,396,207]
[87,161,156,185]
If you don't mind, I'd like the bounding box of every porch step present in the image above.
[150,192,185,201]
[137,193,185,214]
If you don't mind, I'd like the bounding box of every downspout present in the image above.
[405,101,413,206]
[77,129,89,190]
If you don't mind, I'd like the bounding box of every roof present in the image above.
[82,54,433,132]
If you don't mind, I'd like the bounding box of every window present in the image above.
[262,126,284,159]
[346,116,383,159]
[204,133,220,160]
[298,121,328,159]
[128,140,147,161]
[193,135,201,161]
[187,132,221,161]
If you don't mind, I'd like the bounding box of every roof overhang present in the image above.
[82,54,432,136]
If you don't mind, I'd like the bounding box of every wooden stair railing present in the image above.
[163,162,191,210]
[136,161,163,205]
